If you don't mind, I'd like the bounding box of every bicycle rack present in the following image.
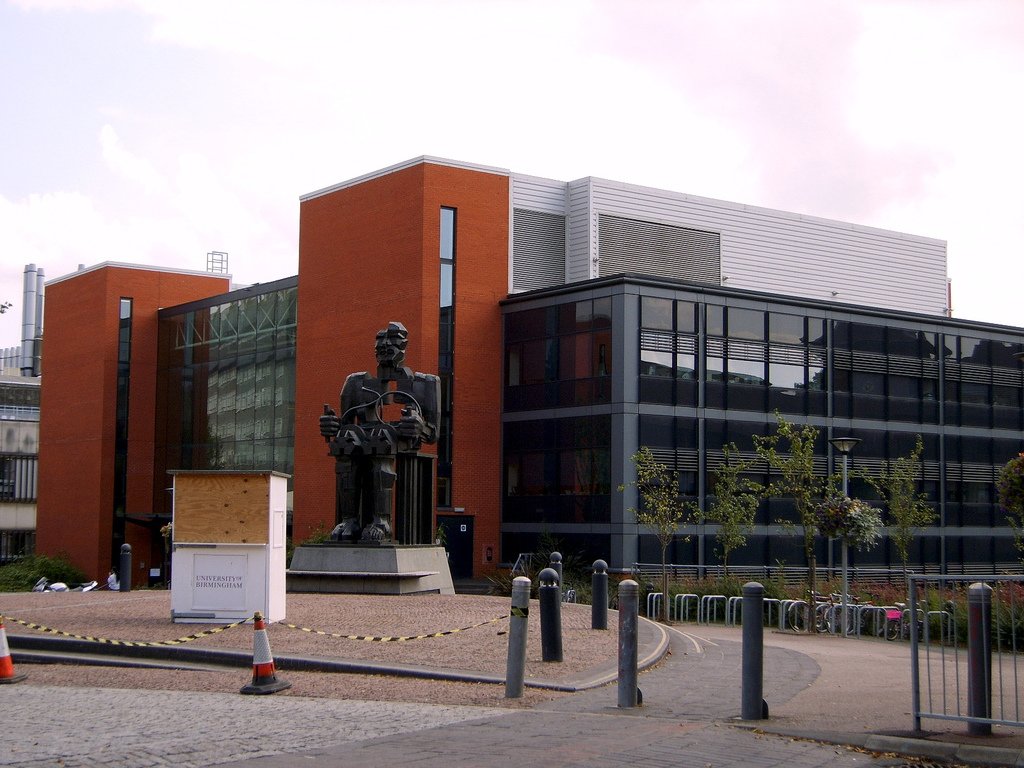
[726,595,743,625]
[763,598,781,628]
[699,594,726,624]
[673,593,698,622]
[646,592,664,618]
[563,588,577,604]
[859,605,888,638]
[925,609,955,645]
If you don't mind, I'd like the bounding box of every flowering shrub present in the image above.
[814,496,882,550]
[997,453,1024,515]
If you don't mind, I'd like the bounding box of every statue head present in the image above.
[375,321,408,369]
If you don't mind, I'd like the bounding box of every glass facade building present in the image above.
[154,277,297,519]
[502,276,1024,573]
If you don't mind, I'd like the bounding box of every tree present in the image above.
[704,442,761,575]
[752,413,827,627]
[997,452,1024,562]
[862,435,935,579]
[620,446,696,621]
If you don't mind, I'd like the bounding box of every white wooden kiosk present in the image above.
[170,470,289,624]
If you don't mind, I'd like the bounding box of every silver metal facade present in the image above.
[511,174,948,318]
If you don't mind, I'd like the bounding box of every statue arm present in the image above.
[416,374,441,445]
[340,373,369,423]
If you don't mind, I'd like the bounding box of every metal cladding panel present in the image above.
[512,209,566,292]
[511,174,566,215]
[582,178,948,316]
[566,178,594,283]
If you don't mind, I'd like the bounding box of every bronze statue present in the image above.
[319,322,440,542]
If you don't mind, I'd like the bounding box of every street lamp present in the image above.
[829,436,861,636]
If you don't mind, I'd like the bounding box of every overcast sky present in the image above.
[2,0,1023,352]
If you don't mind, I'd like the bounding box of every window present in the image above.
[727,308,764,341]
[438,207,456,506]
[769,313,804,345]
[641,297,673,330]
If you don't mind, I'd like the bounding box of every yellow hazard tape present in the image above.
[3,615,247,647]
[277,614,510,642]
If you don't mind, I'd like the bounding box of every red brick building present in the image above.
[37,265,230,581]
[293,160,509,572]
[37,158,511,581]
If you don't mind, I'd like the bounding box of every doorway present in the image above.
[436,514,473,580]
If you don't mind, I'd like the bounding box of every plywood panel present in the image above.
[173,473,269,544]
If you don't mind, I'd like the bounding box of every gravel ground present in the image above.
[1,590,621,708]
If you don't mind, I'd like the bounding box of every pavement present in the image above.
[1,589,1022,768]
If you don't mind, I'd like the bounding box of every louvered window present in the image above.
[598,214,720,283]
[513,209,565,291]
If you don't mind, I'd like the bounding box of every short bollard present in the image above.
[505,576,531,698]
[591,559,609,630]
[618,579,639,708]
[549,552,563,594]
[538,567,563,662]
[119,544,132,592]
[967,582,993,736]
[741,582,767,720]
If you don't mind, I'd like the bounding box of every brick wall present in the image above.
[293,162,509,576]
[36,266,229,579]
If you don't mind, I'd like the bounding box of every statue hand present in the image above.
[320,406,341,439]
[396,407,424,439]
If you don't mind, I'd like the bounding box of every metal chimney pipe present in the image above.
[20,264,37,377]
[33,267,45,376]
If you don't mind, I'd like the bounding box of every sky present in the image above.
[2,0,1023,352]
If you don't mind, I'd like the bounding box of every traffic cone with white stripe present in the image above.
[0,615,27,684]
[240,611,290,695]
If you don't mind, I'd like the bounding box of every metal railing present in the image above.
[909,574,1023,732]
[630,562,1023,587]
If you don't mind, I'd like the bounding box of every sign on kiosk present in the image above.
[192,554,247,611]
[170,471,289,623]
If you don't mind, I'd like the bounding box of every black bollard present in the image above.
[549,552,563,595]
[592,559,609,630]
[618,579,639,708]
[119,544,132,592]
[505,576,531,698]
[967,582,993,736]
[538,567,563,662]
[741,582,767,720]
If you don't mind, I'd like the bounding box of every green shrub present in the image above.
[0,554,87,592]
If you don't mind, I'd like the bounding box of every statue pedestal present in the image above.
[287,543,454,595]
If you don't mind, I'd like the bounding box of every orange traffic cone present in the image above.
[240,611,290,695]
[0,615,27,684]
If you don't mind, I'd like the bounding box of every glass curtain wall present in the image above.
[503,282,1024,573]
[155,281,297,517]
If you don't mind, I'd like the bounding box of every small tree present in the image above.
[862,435,935,579]
[620,446,696,621]
[704,442,761,575]
[997,452,1024,562]
[753,413,827,627]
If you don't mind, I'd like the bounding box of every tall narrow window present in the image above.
[437,208,456,507]
[113,297,132,566]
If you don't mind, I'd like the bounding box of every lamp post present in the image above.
[829,436,861,636]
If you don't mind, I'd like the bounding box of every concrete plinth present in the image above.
[287,543,454,595]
